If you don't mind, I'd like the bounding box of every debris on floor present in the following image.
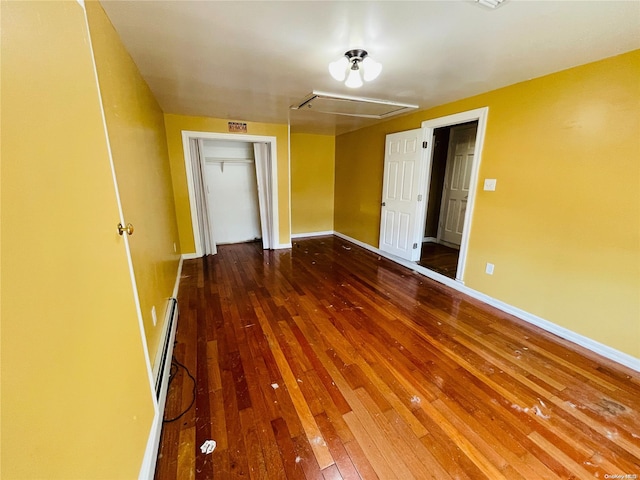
[312,436,327,447]
[200,440,217,454]
[511,403,529,413]
[532,405,550,419]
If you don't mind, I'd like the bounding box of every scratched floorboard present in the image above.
[155,236,640,479]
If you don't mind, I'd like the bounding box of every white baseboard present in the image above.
[332,231,640,372]
[461,288,640,372]
[291,230,335,239]
[172,256,183,299]
[423,236,437,243]
[183,245,292,255]
[439,239,461,250]
[139,259,183,480]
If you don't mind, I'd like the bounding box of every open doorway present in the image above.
[419,121,478,278]
[181,131,279,257]
[414,107,488,283]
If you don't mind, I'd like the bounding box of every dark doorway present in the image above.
[419,121,478,278]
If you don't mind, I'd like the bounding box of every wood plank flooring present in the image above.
[155,236,640,479]
[418,242,459,278]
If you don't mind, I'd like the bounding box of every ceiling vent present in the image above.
[291,91,418,119]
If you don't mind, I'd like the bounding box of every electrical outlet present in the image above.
[485,263,495,275]
[151,305,157,326]
[484,178,497,191]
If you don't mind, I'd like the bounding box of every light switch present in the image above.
[484,179,497,191]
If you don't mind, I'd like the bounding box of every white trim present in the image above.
[419,107,489,283]
[423,236,437,243]
[139,306,179,480]
[183,245,291,255]
[333,231,640,373]
[181,130,280,257]
[291,231,334,239]
[139,257,182,479]
[438,239,461,250]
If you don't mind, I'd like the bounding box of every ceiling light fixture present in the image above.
[476,0,505,8]
[329,49,382,88]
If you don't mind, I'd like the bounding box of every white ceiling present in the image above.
[100,0,640,135]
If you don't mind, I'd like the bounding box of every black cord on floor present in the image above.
[163,357,197,423]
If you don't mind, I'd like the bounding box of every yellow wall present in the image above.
[86,1,181,364]
[291,133,335,234]
[164,114,290,252]
[1,2,153,477]
[335,50,640,358]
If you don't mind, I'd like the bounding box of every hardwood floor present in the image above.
[418,242,459,278]
[155,236,640,479]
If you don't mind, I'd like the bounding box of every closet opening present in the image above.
[181,131,279,257]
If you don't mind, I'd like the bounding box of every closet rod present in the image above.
[205,157,254,164]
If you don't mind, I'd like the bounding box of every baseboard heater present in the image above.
[140,296,180,480]
[155,297,178,399]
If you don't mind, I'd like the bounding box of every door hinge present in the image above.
[422,141,428,149]
[417,194,423,202]
[413,243,418,249]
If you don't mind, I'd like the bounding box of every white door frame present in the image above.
[418,107,489,283]
[181,130,279,257]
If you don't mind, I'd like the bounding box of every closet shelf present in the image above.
[205,157,254,164]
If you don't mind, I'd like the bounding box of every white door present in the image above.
[379,128,426,261]
[205,161,262,244]
[439,124,477,246]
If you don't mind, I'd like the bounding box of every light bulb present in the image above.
[362,57,382,81]
[345,68,363,88]
[329,57,349,81]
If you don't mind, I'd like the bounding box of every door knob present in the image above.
[117,223,134,236]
